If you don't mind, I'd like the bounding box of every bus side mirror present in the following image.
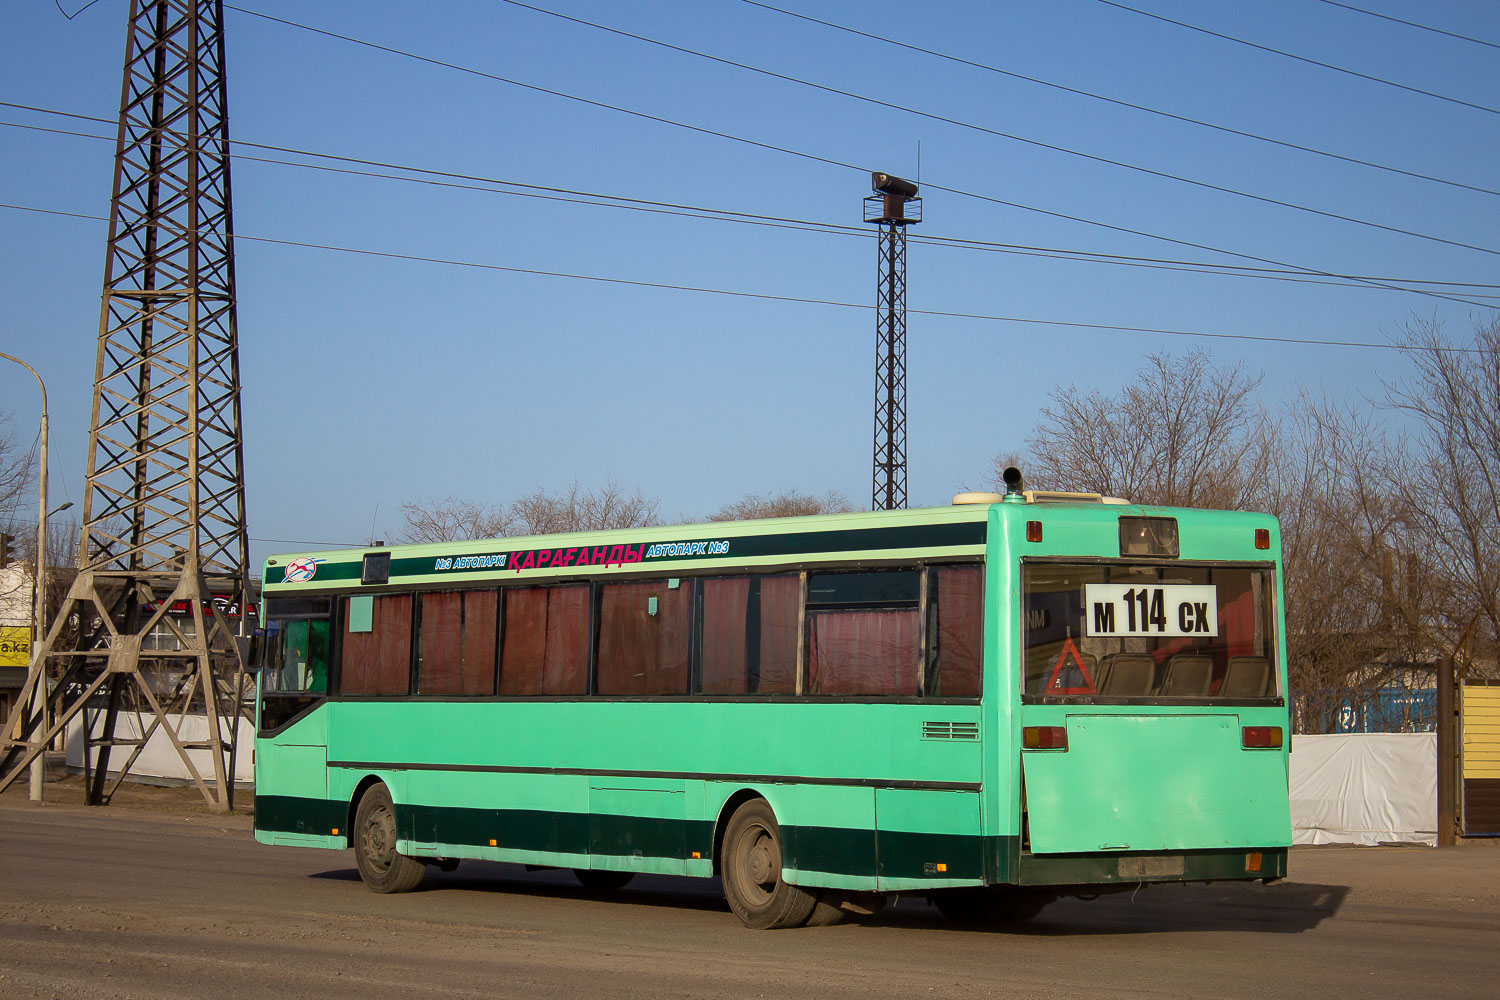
[241,629,266,672]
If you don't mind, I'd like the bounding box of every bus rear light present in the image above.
[1242,726,1283,749]
[1254,528,1270,550]
[1026,521,1043,543]
[1245,852,1263,872]
[1023,726,1068,750]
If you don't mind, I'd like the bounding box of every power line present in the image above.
[11,104,1500,308]
[5,105,1497,305]
[492,0,1500,259]
[1095,0,1500,117]
[209,8,1500,309]
[2,199,1481,354]
[1316,1,1500,51]
[5,118,1497,313]
[0,514,361,551]
[739,0,1500,200]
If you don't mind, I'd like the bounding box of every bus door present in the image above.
[1018,561,1291,855]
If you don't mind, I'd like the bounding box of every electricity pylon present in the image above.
[864,172,922,511]
[0,0,251,811]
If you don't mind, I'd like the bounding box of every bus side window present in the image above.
[806,570,920,696]
[265,619,329,694]
[697,575,798,695]
[341,594,413,696]
[498,585,589,696]
[417,590,498,696]
[925,565,983,697]
[596,580,691,696]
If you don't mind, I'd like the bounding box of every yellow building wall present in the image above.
[1462,685,1500,780]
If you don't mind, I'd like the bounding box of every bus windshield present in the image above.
[1022,561,1277,702]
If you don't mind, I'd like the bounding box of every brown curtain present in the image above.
[758,575,799,694]
[419,592,463,694]
[699,577,750,694]
[499,588,548,695]
[698,575,799,695]
[542,585,590,694]
[418,591,497,696]
[500,585,589,695]
[932,566,983,697]
[597,581,690,696]
[341,594,412,695]
[461,590,499,695]
[807,608,918,696]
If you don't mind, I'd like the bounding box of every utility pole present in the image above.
[864,172,921,511]
[0,0,251,811]
[1437,656,1456,846]
[0,352,52,802]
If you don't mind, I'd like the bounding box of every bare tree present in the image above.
[398,495,512,544]
[0,412,33,525]
[510,478,661,536]
[1019,350,1270,509]
[397,479,661,544]
[1262,392,1440,730]
[1386,317,1500,674]
[0,411,38,623]
[708,489,856,521]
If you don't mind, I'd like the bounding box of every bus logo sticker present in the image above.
[1084,583,1218,638]
[283,557,325,583]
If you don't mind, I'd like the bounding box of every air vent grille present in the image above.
[921,721,979,741]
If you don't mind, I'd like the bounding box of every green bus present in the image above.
[253,481,1291,928]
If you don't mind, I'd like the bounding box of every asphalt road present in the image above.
[1,796,1496,999]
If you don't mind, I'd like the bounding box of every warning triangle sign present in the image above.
[1044,636,1096,695]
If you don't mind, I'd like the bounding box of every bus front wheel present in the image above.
[720,799,816,929]
[353,784,426,894]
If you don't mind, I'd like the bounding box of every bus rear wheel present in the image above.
[353,784,426,894]
[720,799,816,929]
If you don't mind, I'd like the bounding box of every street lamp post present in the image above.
[0,352,53,802]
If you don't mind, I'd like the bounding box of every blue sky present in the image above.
[2,0,1497,569]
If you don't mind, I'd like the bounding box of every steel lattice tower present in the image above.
[864,173,921,511]
[0,0,250,811]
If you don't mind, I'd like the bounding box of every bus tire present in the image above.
[933,886,1051,924]
[573,869,635,891]
[352,784,426,894]
[804,890,848,926]
[720,799,816,929]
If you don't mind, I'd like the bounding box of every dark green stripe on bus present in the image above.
[254,795,995,881]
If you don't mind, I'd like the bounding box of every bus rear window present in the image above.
[1022,562,1277,702]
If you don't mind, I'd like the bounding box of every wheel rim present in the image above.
[733,821,779,908]
[360,802,396,873]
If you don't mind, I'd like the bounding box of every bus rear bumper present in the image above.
[1016,846,1287,887]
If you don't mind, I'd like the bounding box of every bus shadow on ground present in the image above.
[309,863,733,914]
[872,881,1352,936]
[310,863,1348,933]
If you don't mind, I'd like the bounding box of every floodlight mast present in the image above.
[0,0,252,812]
[864,172,921,511]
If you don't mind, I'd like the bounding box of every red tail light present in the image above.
[1254,528,1270,550]
[1023,726,1068,751]
[1242,726,1283,749]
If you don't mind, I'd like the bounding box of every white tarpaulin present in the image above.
[1289,732,1436,846]
[63,710,254,786]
